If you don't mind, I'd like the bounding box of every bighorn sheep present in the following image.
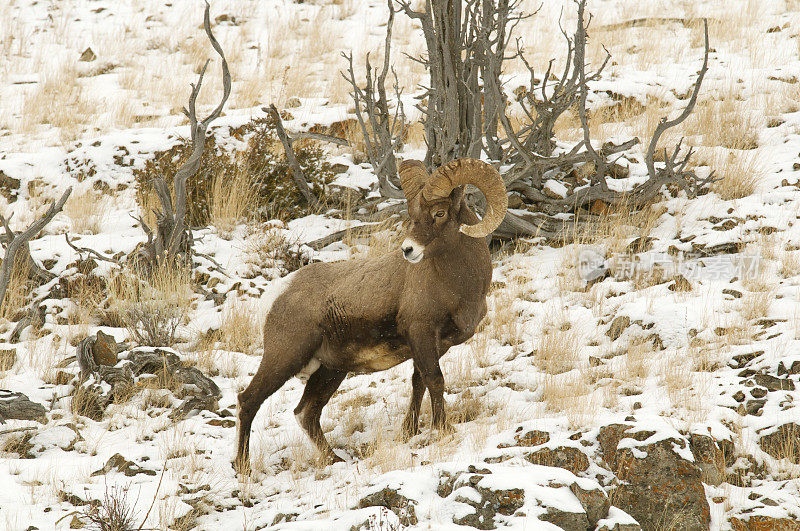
[235,158,508,471]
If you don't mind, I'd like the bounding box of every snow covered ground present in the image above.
[1,0,800,529]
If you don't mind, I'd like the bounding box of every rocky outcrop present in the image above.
[730,515,800,531]
[598,424,710,530]
[358,486,418,526]
[689,433,735,486]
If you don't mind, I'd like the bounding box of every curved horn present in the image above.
[422,158,508,238]
[398,159,428,201]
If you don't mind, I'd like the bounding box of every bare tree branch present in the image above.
[266,104,320,206]
[340,0,406,199]
[0,187,71,312]
[129,1,231,276]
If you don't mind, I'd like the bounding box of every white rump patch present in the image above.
[257,270,297,325]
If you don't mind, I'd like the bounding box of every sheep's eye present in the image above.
[434,210,446,218]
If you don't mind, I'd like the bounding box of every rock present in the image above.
[214,13,237,25]
[72,347,220,420]
[452,484,525,530]
[92,331,119,366]
[206,418,235,428]
[358,487,417,526]
[598,424,710,530]
[287,97,302,108]
[730,351,762,368]
[688,434,731,486]
[730,515,800,530]
[591,199,609,215]
[544,179,568,199]
[0,390,46,422]
[540,505,590,530]
[570,482,610,528]
[498,429,550,448]
[753,373,795,391]
[523,446,590,475]
[126,348,182,375]
[750,387,767,398]
[668,275,692,292]
[91,453,157,477]
[507,194,523,209]
[79,47,96,62]
[745,399,766,416]
[778,359,800,375]
[0,348,16,371]
[597,506,642,530]
[607,316,631,341]
[0,170,20,202]
[758,423,800,461]
[723,289,742,299]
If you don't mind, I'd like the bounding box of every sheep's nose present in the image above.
[402,245,414,258]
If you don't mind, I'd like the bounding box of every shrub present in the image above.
[133,116,336,227]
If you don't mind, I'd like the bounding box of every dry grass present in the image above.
[780,250,800,279]
[21,63,93,144]
[211,166,255,238]
[344,220,405,260]
[64,190,109,235]
[623,339,651,383]
[764,425,800,480]
[477,276,527,347]
[687,95,761,151]
[448,389,498,425]
[740,290,773,321]
[533,327,579,375]
[213,299,262,355]
[243,227,307,277]
[103,266,193,347]
[0,252,29,321]
[707,149,764,200]
[540,370,598,428]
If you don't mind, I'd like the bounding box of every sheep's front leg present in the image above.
[408,323,454,434]
[401,367,425,439]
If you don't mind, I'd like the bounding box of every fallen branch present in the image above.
[290,131,349,146]
[64,234,121,265]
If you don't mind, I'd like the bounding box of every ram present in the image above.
[235,158,507,471]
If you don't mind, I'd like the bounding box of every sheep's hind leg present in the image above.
[401,366,425,440]
[294,365,347,463]
[235,347,315,473]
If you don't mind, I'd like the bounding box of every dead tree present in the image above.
[131,1,230,276]
[491,8,713,241]
[340,0,713,243]
[341,0,406,199]
[399,0,480,166]
[0,188,71,314]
